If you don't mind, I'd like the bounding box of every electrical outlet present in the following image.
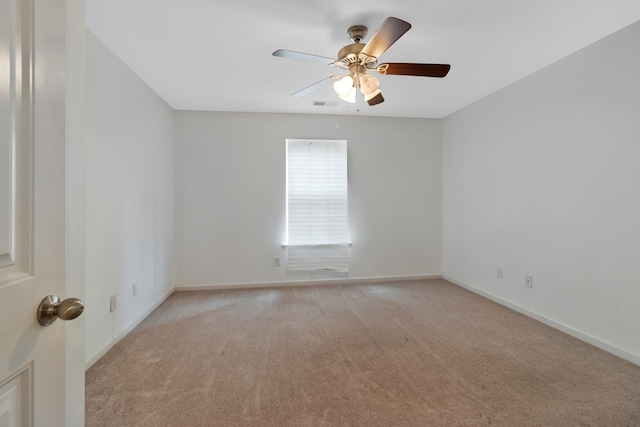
[525,275,533,288]
[274,256,280,267]
[497,267,503,278]
[132,283,138,298]
[110,295,117,312]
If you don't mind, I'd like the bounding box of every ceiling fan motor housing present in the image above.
[338,25,377,68]
[338,25,377,69]
[338,43,366,65]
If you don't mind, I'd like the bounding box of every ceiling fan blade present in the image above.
[377,63,451,77]
[291,77,336,98]
[366,92,384,106]
[273,49,336,65]
[360,17,411,61]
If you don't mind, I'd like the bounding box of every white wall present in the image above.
[443,21,640,362]
[85,30,175,365]
[175,112,442,287]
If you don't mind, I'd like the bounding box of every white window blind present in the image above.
[286,139,349,272]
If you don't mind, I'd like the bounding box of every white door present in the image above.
[0,0,84,426]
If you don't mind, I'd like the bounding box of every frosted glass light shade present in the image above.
[333,76,356,103]
[359,74,380,96]
[359,74,383,105]
[339,87,356,103]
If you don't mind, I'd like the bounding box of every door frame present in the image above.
[64,0,87,425]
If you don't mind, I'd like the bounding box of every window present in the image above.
[286,139,349,272]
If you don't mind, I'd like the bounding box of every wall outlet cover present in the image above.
[525,275,533,288]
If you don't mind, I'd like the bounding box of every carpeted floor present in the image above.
[85,279,640,426]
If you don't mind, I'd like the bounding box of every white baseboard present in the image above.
[444,275,640,367]
[85,287,175,371]
[85,339,114,371]
[113,287,175,343]
[175,274,442,292]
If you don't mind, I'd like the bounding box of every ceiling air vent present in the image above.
[312,100,339,107]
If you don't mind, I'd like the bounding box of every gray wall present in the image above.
[174,112,443,286]
[442,21,640,363]
[85,30,175,366]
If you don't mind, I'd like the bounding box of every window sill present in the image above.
[282,243,352,249]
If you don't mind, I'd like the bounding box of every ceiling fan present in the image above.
[272,17,451,106]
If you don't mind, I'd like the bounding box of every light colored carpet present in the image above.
[86,279,640,426]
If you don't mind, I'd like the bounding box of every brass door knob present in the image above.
[37,295,85,326]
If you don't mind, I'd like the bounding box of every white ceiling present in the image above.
[86,1,640,119]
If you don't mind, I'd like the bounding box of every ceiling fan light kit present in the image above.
[359,74,383,105]
[273,17,451,107]
[334,76,356,103]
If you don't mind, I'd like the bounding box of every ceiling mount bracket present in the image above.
[347,25,367,43]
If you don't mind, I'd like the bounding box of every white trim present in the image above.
[444,275,640,367]
[113,287,174,343]
[0,272,31,289]
[84,339,113,371]
[175,274,442,292]
[281,243,352,249]
[85,287,175,371]
[0,254,14,269]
